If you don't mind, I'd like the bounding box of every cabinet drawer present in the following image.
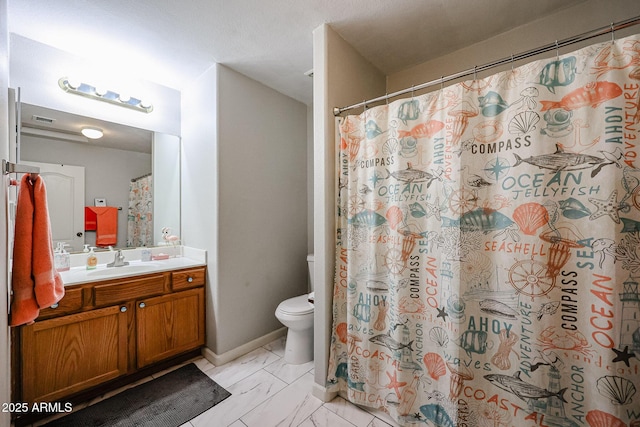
[39,288,83,318]
[172,267,205,290]
[94,275,166,307]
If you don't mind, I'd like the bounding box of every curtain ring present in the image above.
[411,85,415,100]
[611,22,615,44]
[385,93,389,105]
[511,54,515,72]
[441,76,444,91]
[473,66,477,81]
[555,40,559,60]
[363,100,366,115]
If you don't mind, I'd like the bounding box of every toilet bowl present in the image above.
[275,255,314,364]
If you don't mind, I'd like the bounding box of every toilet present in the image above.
[275,254,314,364]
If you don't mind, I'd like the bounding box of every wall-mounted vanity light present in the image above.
[58,77,153,113]
[81,127,104,139]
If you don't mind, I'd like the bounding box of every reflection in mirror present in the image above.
[19,104,180,253]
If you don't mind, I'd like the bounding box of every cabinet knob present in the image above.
[187,276,193,283]
[50,303,59,309]
[139,302,146,309]
[120,306,127,313]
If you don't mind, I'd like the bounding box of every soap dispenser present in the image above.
[60,243,71,272]
[86,247,98,270]
[54,242,71,272]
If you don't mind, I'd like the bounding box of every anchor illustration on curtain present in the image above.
[328,34,640,427]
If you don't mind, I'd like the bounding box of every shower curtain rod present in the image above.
[131,172,151,182]
[333,15,640,116]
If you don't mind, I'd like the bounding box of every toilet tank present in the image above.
[307,254,314,292]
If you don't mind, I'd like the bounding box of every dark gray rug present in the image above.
[45,363,231,427]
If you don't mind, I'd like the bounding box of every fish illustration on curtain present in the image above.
[328,34,640,427]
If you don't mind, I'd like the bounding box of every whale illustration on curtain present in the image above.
[328,33,640,427]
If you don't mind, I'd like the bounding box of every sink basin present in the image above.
[87,264,158,277]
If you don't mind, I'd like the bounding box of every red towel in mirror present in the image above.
[87,206,118,246]
[84,206,97,230]
[10,174,65,326]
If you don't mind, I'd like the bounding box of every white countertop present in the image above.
[59,246,206,286]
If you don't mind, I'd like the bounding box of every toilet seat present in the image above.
[277,295,314,316]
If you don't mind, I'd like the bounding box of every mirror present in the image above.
[18,103,180,252]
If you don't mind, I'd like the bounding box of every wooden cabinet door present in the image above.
[21,305,128,403]
[136,287,205,368]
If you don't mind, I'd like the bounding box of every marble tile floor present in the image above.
[29,337,400,427]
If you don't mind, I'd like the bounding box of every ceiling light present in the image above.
[81,127,104,139]
[58,77,153,113]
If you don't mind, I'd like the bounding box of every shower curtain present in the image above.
[127,174,152,247]
[328,34,640,427]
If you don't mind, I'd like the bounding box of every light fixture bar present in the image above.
[58,77,153,113]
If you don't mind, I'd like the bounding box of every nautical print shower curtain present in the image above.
[127,174,153,247]
[328,34,640,427]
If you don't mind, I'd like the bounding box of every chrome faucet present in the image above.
[107,249,129,267]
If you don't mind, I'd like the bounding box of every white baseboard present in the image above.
[201,327,287,366]
[312,382,338,402]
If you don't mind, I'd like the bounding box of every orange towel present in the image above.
[88,206,118,246]
[10,174,65,326]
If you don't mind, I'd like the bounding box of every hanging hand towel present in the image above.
[84,206,98,230]
[10,174,65,327]
[88,206,118,246]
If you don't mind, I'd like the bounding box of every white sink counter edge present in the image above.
[59,246,207,286]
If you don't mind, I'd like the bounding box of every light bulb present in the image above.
[67,77,82,90]
[81,127,104,139]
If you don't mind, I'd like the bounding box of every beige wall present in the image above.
[311,23,386,399]
[388,0,640,95]
[182,64,308,356]
[181,64,220,352]
[9,35,181,137]
[217,65,308,353]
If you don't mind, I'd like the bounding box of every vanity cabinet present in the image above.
[136,287,205,368]
[14,266,206,406]
[21,305,128,403]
